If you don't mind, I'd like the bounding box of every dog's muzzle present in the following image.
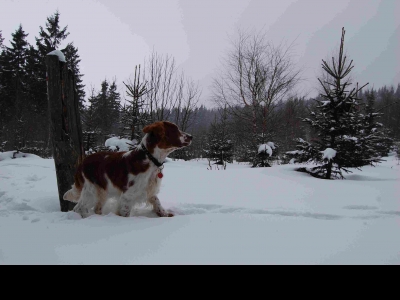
[182,134,193,146]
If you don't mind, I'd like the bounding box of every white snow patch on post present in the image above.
[322,148,337,160]
[47,50,66,62]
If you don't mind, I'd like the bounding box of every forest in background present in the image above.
[1,12,399,174]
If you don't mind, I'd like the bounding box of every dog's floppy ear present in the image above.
[143,122,165,139]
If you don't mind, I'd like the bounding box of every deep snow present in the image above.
[0,151,399,264]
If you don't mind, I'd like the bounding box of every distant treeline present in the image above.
[1,13,399,168]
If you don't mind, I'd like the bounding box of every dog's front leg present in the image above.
[149,196,173,217]
[117,195,133,217]
[73,202,91,218]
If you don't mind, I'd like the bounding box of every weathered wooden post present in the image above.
[46,53,84,212]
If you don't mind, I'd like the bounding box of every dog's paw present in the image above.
[157,210,174,218]
[166,211,174,217]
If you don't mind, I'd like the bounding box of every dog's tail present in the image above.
[63,187,80,203]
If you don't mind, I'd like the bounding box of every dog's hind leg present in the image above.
[149,196,173,217]
[94,188,107,215]
[73,182,97,218]
[63,185,81,203]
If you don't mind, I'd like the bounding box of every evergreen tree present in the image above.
[376,86,399,138]
[0,38,10,125]
[0,31,8,148]
[1,25,30,150]
[82,93,100,153]
[252,133,279,167]
[234,143,253,163]
[61,42,85,110]
[36,11,69,56]
[25,44,49,155]
[204,107,233,167]
[286,138,319,163]
[34,10,70,112]
[15,11,71,155]
[374,127,394,156]
[290,28,376,179]
[0,140,6,153]
[90,79,121,144]
[108,79,122,134]
[25,45,43,113]
[119,102,150,143]
[358,90,389,160]
[0,30,4,49]
[395,84,400,101]
[276,97,310,154]
[90,80,109,142]
[120,66,151,144]
[228,115,253,163]
[359,85,400,141]
[394,140,400,165]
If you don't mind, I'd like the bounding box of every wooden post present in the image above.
[46,55,84,212]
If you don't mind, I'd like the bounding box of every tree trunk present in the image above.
[326,160,332,179]
[46,55,84,212]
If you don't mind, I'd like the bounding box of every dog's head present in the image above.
[143,121,193,152]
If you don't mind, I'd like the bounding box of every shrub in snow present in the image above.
[1,141,7,153]
[204,137,233,165]
[203,107,233,167]
[105,137,135,152]
[393,140,400,165]
[0,151,41,161]
[234,143,254,164]
[258,143,273,157]
[18,145,52,158]
[286,138,319,164]
[250,129,280,168]
[84,136,136,155]
[253,142,278,167]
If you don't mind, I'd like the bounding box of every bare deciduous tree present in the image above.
[212,29,301,144]
[141,51,179,122]
[172,74,201,131]
[138,50,201,131]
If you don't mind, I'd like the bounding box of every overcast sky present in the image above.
[1,0,399,106]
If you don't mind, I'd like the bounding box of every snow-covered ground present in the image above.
[0,151,399,264]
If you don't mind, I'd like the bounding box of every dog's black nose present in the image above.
[187,134,193,140]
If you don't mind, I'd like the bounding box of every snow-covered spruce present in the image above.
[286,28,387,179]
[203,107,233,167]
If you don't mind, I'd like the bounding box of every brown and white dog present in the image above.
[63,121,192,218]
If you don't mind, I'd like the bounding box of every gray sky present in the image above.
[1,0,399,106]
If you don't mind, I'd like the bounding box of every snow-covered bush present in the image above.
[253,142,278,167]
